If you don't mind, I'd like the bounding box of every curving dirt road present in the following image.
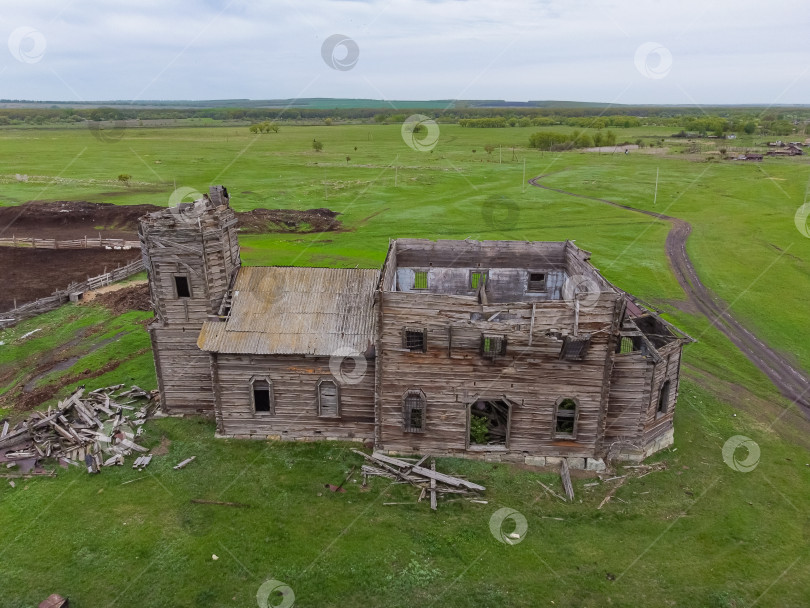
[528,172,810,416]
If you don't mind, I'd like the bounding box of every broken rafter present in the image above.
[362,451,486,492]
[597,477,627,510]
[354,450,486,510]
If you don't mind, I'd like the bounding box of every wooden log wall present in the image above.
[603,351,653,447]
[377,290,621,457]
[395,239,567,268]
[640,340,683,447]
[214,353,376,440]
[139,203,240,325]
[150,326,215,413]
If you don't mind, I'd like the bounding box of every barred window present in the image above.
[403,390,426,433]
[403,327,427,352]
[471,271,487,289]
[413,271,428,290]
[481,334,507,359]
[559,335,591,361]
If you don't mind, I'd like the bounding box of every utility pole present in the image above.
[522,158,526,193]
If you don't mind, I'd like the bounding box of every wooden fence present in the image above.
[0,257,146,328]
[0,236,140,250]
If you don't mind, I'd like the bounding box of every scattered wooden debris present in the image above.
[191,499,249,508]
[173,456,196,470]
[353,450,485,509]
[326,465,356,493]
[429,459,437,511]
[598,477,628,510]
[537,480,567,503]
[0,470,56,479]
[0,385,157,474]
[38,593,69,608]
[132,454,153,471]
[560,459,574,502]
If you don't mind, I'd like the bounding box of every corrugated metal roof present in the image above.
[198,266,379,355]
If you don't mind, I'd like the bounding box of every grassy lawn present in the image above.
[1,122,809,606]
[0,356,808,606]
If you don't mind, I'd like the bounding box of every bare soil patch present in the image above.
[0,248,140,312]
[0,200,341,312]
[0,200,342,240]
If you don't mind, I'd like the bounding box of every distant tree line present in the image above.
[0,105,806,138]
[528,129,617,151]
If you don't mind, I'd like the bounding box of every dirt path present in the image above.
[528,172,810,416]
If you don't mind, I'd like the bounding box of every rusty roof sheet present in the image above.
[198,266,379,356]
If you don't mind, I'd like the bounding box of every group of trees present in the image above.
[248,121,279,133]
[528,129,617,151]
[457,115,641,129]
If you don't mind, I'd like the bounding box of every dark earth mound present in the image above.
[91,282,152,316]
[0,200,342,240]
[0,200,342,312]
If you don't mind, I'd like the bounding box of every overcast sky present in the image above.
[2,0,809,105]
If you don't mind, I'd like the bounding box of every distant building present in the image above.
[767,144,803,157]
[140,187,690,468]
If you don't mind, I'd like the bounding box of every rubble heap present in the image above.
[0,385,157,472]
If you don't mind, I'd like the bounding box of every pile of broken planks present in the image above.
[352,450,486,511]
[0,385,157,475]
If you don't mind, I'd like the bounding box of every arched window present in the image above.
[317,379,340,417]
[250,376,274,415]
[403,390,426,433]
[553,397,578,439]
[657,380,671,415]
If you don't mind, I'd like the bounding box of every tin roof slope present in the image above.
[198,266,380,356]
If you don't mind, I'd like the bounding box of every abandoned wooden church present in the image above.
[139,186,689,469]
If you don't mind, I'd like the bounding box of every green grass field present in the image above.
[1,122,809,606]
